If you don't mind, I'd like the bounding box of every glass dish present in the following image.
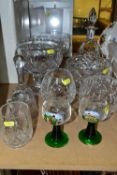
[16,38,63,94]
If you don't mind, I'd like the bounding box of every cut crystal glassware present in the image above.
[78,75,111,145]
[11,84,38,131]
[108,42,117,78]
[99,21,117,59]
[88,8,97,26]
[42,97,71,147]
[41,68,76,147]
[16,37,63,94]
[65,54,112,95]
[13,50,38,130]
[79,26,100,57]
[41,68,76,104]
[0,101,33,148]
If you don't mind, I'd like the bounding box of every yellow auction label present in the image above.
[4,121,15,127]
[103,103,110,115]
[102,67,110,75]
[62,78,71,86]
[47,49,55,55]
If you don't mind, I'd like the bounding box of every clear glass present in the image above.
[79,75,117,113]
[108,42,117,78]
[41,68,76,104]
[13,49,26,84]
[41,67,76,147]
[79,26,100,56]
[88,8,97,26]
[42,98,71,147]
[42,98,71,126]
[31,34,71,57]
[99,21,117,58]
[16,38,63,94]
[79,7,98,56]
[65,55,112,94]
[10,84,38,131]
[78,75,111,145]
[0,101,33,148]
[108,78,117,113]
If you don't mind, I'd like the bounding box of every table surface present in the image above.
[0,84,117,171]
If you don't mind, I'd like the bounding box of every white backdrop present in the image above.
[0,0,17,83]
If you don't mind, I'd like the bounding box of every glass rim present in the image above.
[0,101,29,112]
[16,33,70,49]
[17,40,59,48]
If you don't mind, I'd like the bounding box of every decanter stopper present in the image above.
[88,8,97,25]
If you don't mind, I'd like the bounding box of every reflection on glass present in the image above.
[46,7,63,34]
[13,48,26,84]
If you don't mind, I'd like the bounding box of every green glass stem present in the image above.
[45,125,69,148]
[85,122,96,139]
[79,122,102,145]
[51,125,62,141]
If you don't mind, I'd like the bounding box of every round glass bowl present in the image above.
[16,38,63,94]
[41,68,76,104]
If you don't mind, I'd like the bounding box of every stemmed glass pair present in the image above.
[41,68,76,147]
[41,68,113,147]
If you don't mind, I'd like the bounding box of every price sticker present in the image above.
[102,67,110,75]
[47,49,55,55]
[62,78,71,86]
[4,121,15,127]
[103,103,110,115]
